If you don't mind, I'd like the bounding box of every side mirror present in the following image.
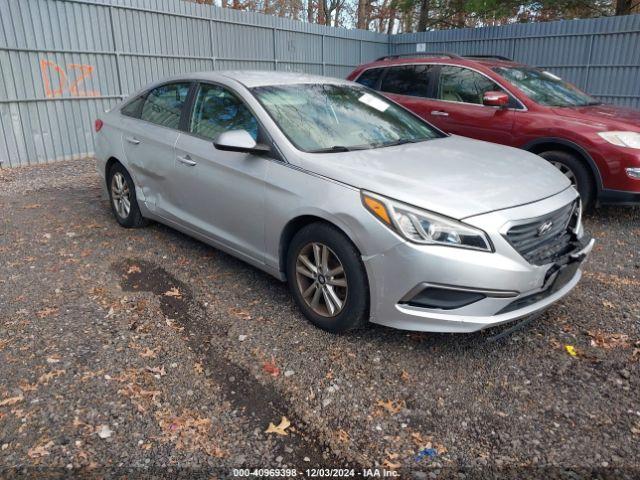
[214,130,270,154]
[483,91,510,108]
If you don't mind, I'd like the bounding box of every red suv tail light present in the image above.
[94,119,104,132]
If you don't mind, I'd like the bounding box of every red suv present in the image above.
[347,53,640,209]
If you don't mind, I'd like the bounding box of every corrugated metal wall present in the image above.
[391,14,640,111]
[0,0,389,167]
[1,1,639,168]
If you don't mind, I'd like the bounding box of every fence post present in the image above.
[209,19,217,70]
[321,34,326,75]
[108,5,125,99]
[584,33,595,91]
[273,27,278,70]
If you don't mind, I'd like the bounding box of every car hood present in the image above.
[297,136,570,219]
[552,104,640,129]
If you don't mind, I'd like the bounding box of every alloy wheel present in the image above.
[295,242,348,317]
[551,161,577,186]
[111,172,131,219]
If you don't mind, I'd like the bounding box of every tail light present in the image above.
[94,119,104,132]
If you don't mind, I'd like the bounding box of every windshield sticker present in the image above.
[359,93,389,112]
[542,71,562,81]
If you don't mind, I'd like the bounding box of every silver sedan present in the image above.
[95,71,593,333]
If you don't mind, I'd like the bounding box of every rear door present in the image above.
[120,82,193,214]
[171,82,268,262]
[429,65,517,145]
[376,64,440,120]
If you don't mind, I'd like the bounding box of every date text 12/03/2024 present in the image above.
[232,468,400,477]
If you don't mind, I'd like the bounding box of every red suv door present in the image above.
[427,65,517,146]
[372,64,440,123]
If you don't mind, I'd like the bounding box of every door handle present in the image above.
[177,155,197,167]
[125,136,141,145]
[430,110,449,117]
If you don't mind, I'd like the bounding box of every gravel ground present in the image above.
[1,159,639,479]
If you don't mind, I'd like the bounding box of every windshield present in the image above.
[493,67,600,107]
[251,83,442,152]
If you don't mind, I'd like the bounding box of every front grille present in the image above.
[505,200,579,266]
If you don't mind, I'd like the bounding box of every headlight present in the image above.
[598,131,640,149]
[361,191,492,252]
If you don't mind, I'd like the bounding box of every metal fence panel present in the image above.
[0,0,388,167]
[1,0,639,169]
[391,14,640,111]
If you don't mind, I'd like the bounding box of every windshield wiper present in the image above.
[309,145,352,153]
[377,138,425,148]
[309,145,371,153]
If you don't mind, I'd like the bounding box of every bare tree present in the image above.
[416,0,429,31]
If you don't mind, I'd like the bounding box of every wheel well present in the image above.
[278,215,357,278]
[525,142,599,191]
[105,157,122,183]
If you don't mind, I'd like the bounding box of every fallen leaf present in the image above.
[565,345,578,357]
[46,355,61,364]
[400,370,410,382]
[164,287,182,298]
[263,361,280,377]
[587,330,630,349]
[96,425,113,439]
[265,416,290,436]
[382,458,401,469]
[127,265,142,274]
[38,369,65,384]
[145,365,166,377]
[194,362,204,374]
[28,441,53,458]
[36,307,58,318]
[337,429,350,443]
[0,396,23,407]
[139,347,159,359]
[24,204,41,209]
[229,307,252,320]
[602,300,615,308]
[376,399,405,414]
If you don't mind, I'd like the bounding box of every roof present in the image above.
[362,55,521,70]
[178,70,354,88]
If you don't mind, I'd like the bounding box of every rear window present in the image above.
[380,65,433,97]
[140,83,191,130]
[121,96,145,119]
[355,68,384,89]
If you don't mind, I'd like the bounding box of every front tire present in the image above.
[107,163,148,228]
[286,223,369,333]
[539,150,595,210]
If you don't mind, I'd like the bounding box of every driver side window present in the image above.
[437,66,503,105]
[190,84,259,141]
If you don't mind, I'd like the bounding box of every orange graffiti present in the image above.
[40,59,101,98]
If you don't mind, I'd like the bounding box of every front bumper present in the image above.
[363,189,594,333]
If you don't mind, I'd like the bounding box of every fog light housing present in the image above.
[626,167,640,180]
[403,287,486,310]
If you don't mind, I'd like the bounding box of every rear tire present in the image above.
[286,223,369,333]
[107,163,148,228]
[539,150,595,210]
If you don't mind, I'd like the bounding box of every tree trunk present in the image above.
[357,0,368,29]
[615,0,639,14]
[334,0,341,26]
[386,1,396,34]
[402,7,413,33]
[307,0,314,22]
[417,0,429,31]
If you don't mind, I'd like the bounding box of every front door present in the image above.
[171,83,267,263]
[429,65,517,146]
